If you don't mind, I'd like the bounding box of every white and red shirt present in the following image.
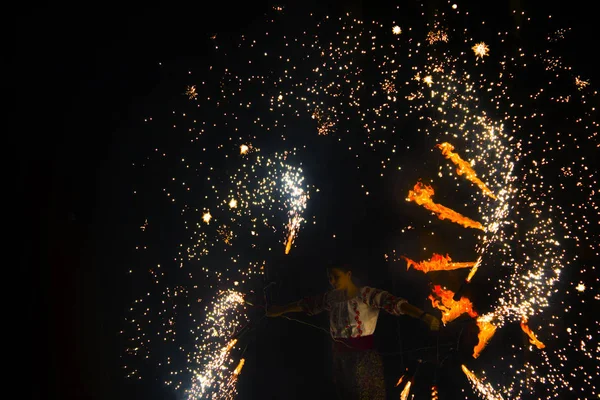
[299,286,407,339]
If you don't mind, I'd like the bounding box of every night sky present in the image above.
[18,1,597,399]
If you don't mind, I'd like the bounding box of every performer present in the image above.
[267,262,440,399]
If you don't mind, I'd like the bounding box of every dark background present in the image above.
[15,1,595,399]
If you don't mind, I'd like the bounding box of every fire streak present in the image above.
[233,358,245,375]
[402,253,476,273]
[473,317,498,359]
[400,380,412,400]
[462,365,505,399]
[436,142,497,199]
[407,182,485,230]
[520,318,546,349]
[465,257,482,282]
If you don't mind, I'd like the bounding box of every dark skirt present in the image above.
[331,337,386,400]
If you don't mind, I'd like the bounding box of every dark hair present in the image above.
[326,260,363,287]
[326,260,352,273]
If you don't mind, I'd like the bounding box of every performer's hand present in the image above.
[423,314,441,331]
[266,305,285,317]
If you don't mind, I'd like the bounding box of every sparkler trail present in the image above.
[461,365,504,400]
[121,2,597,399]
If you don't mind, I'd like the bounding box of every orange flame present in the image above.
[465,256,482,282]
[284,216,301,254]
[520,318,546,349]
[473,317,497,358]
[407,182,485,230]
[403,253,476,273]
[437,142,497,200]
[233,358,245,375]
[395,374,405,387]
[461,364,476,381]
[400,380,412,400]
[428,285,478,325]
[284,230,294,254]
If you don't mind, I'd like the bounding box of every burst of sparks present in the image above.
[123,4,598,400]
[575,76,590,90]
[185,85,198,100]
[472,42,490,59]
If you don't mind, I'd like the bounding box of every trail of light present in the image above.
[473,316,498,359]
[400,380,412,400]
[436,142,497,199]
[402,253,476,273]
[407,182,485,230]
[282,170,309,254]
[461,365,505,400]
[520,318,546,350]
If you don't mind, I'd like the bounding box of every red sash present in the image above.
[332,335,375,352]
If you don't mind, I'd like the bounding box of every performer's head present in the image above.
[326,261,358,291]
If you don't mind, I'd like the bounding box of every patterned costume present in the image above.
[299,287,408,400]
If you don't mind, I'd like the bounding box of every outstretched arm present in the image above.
[362,287,440,331]
[267,292,330,317]
[400,302,440,331]
[266,301,303,317]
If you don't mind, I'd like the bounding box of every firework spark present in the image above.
[472,42,490,59]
